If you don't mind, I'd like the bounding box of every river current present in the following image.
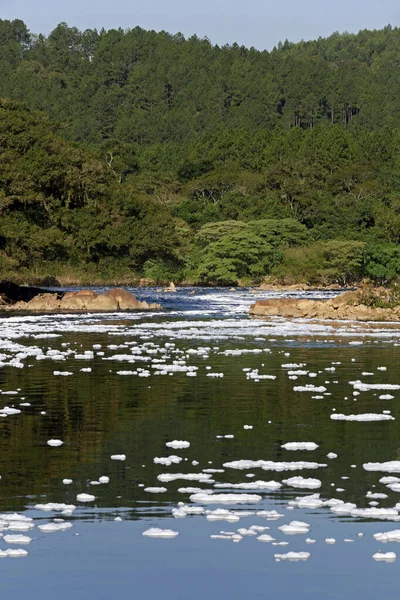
[0,286,400,599]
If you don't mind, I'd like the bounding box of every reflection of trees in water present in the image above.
[0,334,398,514]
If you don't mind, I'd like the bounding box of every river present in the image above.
[0,286,400,599]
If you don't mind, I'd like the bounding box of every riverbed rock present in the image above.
[0,285,162,312]
[86,293,119,311]
[26,293,61,311]
[106,288,139,309]
[249,291,400,322]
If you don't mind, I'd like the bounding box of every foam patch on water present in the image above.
[278,521,310,534]
[373,552,396,561]
[282,442,318,451]
[0,548,28,557]
[331,413,395,421]
[166,440,190,449]
[223,460,327,471]
[364,462,400,473]
[3,534,31,544]
[76,493,95,502]
[190,493,262,504]
[282,476,321,489]
[142,528,179,538]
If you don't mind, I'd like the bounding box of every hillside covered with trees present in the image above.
[2,18,400,285]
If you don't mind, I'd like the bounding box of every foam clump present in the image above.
[99,476,110,484]
[3,534,31,544]
[34,503,76,512]
[352,381,400,391]
[373,552,397,561]
[331,413,394,422]
[253,510,284,521]
[47,439,64,447]
[172,503,205,518]
[190,492,262,504]
[154,455,182,466]
[76,493,95,502]
[142,528,179,538]
[0,548,28,557]
[283,476,321,489]
[214,480,282,490]
[158,473,212,482]
[257,534,276,543]
[327,453,338,459]
[223,459,327,471]
[288,494,325,509]
[111,454,126,460]
[274,551,310,561]
[293,385,327,392]
[144,487,167,493]
[364,461,400,473]
[62,479,73,485]
[166,440,190,449]
[278,520,310,534]
[205,509,240,522]
[38,522,73,532]
[282,442,318,451]
[0,407,21,415]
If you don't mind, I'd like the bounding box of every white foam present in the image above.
[38,522,73,532]
[35,503,76,512]
[274,551,310,561]
[364,462,400,473]
[281,442,318,451]
[47,439,64,447]
[3,534,31,544]
[166,440,190,449]
[283,477,321,489]
[352,381,400,391]
[278,520,310,534]
[142,528,179,538]
[62,479,73,485]
[76,493,95,502]
[374,530,400,543]
[373,552,396,561]
[111,454,126,460]
[331,413,394,421]
[0,548,28,557]
[223,459,327,471]
[257,534,276,543]
[154,455,182,466]
[158,473,212,483]
[214,480,282,490]
[190,493,262,504]
[293,385,327,393]
[144,487,167,493]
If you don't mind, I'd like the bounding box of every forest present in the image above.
[1,18,400,285]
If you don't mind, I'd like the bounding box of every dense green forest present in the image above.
[2,18,400,285]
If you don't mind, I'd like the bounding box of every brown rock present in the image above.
[26,293,60,311]
[75,289,97,298]
[106,288,139,310]
[86,294,119,311]
[60,295,90,310]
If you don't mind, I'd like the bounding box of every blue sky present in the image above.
[1,0,399,50]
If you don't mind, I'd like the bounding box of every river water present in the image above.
[1,287,400,599]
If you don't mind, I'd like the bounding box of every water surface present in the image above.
[0,287,400,599]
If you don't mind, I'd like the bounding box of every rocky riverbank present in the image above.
[249,290,400,322]
[0,284,161,312]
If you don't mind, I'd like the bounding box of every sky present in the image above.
[1,0,400,50]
